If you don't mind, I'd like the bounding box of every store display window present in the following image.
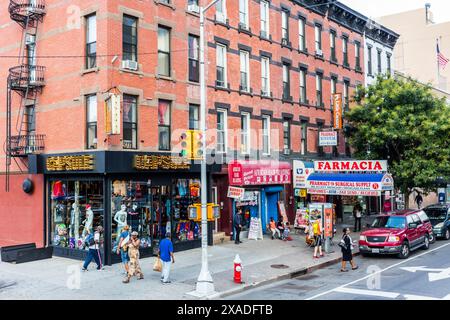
[235,191,259,231]
[110,178,202,253]
[49,180,104,250]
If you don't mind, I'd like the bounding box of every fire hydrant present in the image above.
[233,254,242,283]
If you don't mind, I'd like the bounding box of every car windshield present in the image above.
[424,208,447,222]
[371,216,406,229]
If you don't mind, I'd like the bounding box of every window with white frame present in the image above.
[85,14,96,69]
[216,0,227,23]
[283,119,290,151]
[239,0,249,29]
[316,73,323,106]
[262,115,270,155]
[239,50,250,92]
[282,63,290,100]
[86,94,97,149]
[355,42,361,70]
[301,121,307,155]
[281,10,289,44]
[261,56,270,96]
[367,46,373,75]
[387,53,392,75]
[188,0,200,13]
[331,76,337,95]
[377,49,382,74]
[241,112,250,154]
[299,17,306,51]
[300,68,307,103]
[216,44,227,87]
[217,109,227,153]
[330,31,336,62]
[315,24,322,53]
[260,0,269,37]
[342,36,349,66]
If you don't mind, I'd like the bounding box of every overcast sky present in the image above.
[339,0,450,23]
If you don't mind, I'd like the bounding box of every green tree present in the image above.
[345,75,450,207]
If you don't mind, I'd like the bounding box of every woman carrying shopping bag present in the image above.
[339,228,358,272]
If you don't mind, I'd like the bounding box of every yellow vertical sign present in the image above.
[333,93,343,129]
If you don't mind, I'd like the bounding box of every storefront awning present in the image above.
[306,173,394,196]
[228,160,291,186]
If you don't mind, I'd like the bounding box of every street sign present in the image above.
[319,131,338,146]
[227,186,245,199]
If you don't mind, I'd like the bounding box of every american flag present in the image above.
[437,42,449,69]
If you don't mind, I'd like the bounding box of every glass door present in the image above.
[150,185,171,248]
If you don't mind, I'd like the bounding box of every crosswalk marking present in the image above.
[334,287,400,299]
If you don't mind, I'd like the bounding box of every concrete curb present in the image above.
[208,252,361,300]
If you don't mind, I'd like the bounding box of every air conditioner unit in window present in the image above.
[121,60,138,71]
[281,38,289,46]
[188,4,200,13]
[316,49,323,56]
[283,148,291,155]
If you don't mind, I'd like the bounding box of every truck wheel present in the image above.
[398,242,410,259]
[422,235,430,250]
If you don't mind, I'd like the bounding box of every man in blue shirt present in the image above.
[116,225,130,278]
[159,232,175,284]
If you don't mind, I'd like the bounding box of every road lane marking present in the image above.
[404,294,440,300]
[305,242,450,300]
[334,287,400,298]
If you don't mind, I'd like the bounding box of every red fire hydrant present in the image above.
[234,254,242,284]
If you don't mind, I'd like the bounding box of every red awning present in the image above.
[228,160,291,186]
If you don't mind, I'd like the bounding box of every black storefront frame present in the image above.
[40,151,219,265]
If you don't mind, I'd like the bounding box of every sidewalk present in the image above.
[0,215,375,300]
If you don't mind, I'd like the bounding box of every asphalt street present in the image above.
[227,240,450,300]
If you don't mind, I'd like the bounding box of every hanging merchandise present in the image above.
[52,181,66,200]
[178,180,187,197]
[193,223,199,238]
[127,204,140,232]
[54,203,65,223]
[190,183,200,197]
[165,199,171,217]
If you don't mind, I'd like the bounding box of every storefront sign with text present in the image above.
[134,155,190,170]
[319,131,337,146]
[314,160,388,172]
[227,186,245,199]
[46,155,95,171]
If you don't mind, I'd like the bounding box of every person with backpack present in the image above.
[312,217,324,259]
[82,226,103,271]
[339,227,358,272]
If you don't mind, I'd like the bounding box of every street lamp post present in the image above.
[189,0,220,298]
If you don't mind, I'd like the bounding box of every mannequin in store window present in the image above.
[114,204,128,242]
[82,204,94,238]
[69,202,80,240]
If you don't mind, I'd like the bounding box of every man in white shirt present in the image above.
[82,226,103,271]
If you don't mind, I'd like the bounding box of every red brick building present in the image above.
[0,0,388,263]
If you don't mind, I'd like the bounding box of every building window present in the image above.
[123,95,137,149]
[355,42,361,70]
[301,121,307,155]
[241,112,251,154]
[342,37,349,67]
[85,14,96,69]
[281,10,289,45]
[123,15,137,62]
[158,100,171,151]
[260,0,269,37]
[283,119,290,152]
[217,109,227,153]
[216,44,227,87]
[262,115,270,155]
[282,63,290,100]
[387,53,392,75]
[239,0,249,29]
[300,68,307,104]
[261,56,270,96]
[367,46,373,75]
[239,50,250,92]
[344,80,350,111]
[188,0,200,13]
[189,104,199,130]
[158,26,171,77]
[316,73,323,107]
[299,17,306,52]
[330,31,336,62]
[331,76,337,95]
[315,24,322,53]
[216,0,227,23]
[86,95,97,149]
[377,49,382,74]
[188,34,199,82]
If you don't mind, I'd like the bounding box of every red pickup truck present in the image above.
[359,210,433,259]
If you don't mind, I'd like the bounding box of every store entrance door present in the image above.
[150,185,171,249]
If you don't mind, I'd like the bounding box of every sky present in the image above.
[339,0,450,23]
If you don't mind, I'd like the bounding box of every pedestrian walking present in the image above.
[123,231,144,283]
[234,208,243,244]
[415,192,423,209]
[159,232,175,284]
[269,217,281,239]
[340,227,358,272]
[353,203,362,232]
[82,226,103,271]
[116,225,130,278]
[312,217,324,259]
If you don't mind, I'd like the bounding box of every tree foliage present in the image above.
[345,75,450,200]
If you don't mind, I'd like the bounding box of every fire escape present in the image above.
[5,0,46,191]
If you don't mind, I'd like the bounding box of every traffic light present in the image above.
[179,130,192,159]
[192,130,204,160]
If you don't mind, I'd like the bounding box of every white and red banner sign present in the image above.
[227,186,245,199]
[314,160,388,172]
